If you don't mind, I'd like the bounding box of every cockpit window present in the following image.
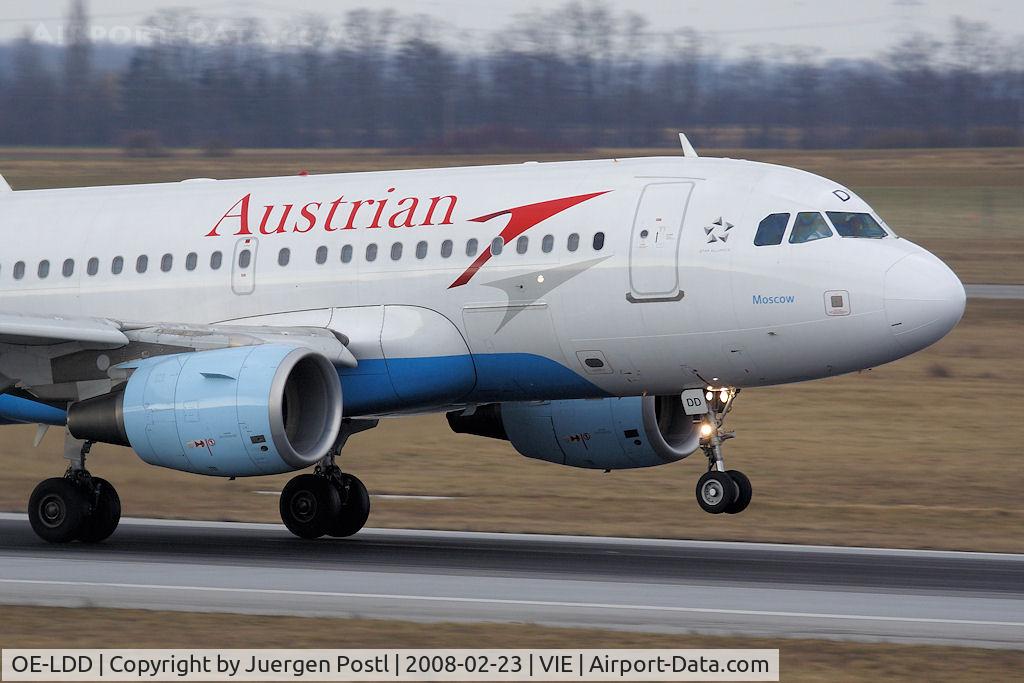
[826,212,887,238]
[789,212,833,244]
[754,213,789,246]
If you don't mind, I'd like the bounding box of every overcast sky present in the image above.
[2,0,1022,59]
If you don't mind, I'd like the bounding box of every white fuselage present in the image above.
[0,156,965,416]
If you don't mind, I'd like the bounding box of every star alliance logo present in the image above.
[704,217,734,243]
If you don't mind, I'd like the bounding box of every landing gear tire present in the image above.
[78,477,122,543]
[326,473,370,538]
[280,474,342,539]
[724,470,752,515]
[28,478,88,543]
[695,471,738,515]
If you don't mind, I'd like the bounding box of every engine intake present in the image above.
[68,345,342,476]
[448,395,700,470]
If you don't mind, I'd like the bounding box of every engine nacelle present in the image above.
[68,345,342,477]
[448,396,700,469]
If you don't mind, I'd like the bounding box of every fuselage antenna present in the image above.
[678,132,698,158]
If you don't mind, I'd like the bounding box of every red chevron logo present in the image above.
[447,190,609,288]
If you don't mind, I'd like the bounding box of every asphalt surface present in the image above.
[965,284,1024,299]
[0,514,1021,649]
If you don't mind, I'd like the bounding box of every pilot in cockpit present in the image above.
[847,214,867,237]
[789,212,833,243]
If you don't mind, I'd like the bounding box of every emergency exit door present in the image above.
[627,182,693,302]
[232,237,257,295]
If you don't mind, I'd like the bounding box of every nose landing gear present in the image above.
[28,437,122,543]
[691,388,752,515]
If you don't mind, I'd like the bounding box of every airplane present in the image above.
[0,137,965,543]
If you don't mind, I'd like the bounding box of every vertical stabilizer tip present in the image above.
[678,133,698,158]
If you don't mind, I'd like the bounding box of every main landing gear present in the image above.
[694,388,752,515]
[28,438,121,543]
[279,453,370,540]
[279,421,376,540]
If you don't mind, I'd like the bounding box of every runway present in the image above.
[0,513,1021,649]
[965,284,1024,299]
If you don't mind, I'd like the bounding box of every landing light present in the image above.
[705,391,714,401]
[719,389,730,403]
[537,275,545,283]
[699,422,714,438]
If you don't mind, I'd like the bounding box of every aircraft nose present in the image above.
[884,253,966,354]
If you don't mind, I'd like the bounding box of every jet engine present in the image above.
[67,345,342,477]
[448,396,700,469]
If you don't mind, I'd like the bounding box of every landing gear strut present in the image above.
[279,421,374,540]
[694,388,752,515]
[28,437,121,543]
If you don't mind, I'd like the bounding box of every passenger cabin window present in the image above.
[789,212,833,244]
[160,254,173,272]
[366,243,378,262]
[542,234,554,253]
[466,239,478,257]
[391,242,403,261]
[490,237,503,256]
[341,245,353,263]
[827,212,887,239]
[517,236,528,254]
[278,248,290,266]
[185,252,198,271]
[440,240,453,258]
[415,241,428,259]
[567,233,579,252]
[593,232,605,250]
[87,258,99,276]
[136,255,148,273]
[111,256,124,275]
[210,251,223,270]
[38,260,50,278]
[754,213,789,246]
[13,261,25,280]
[315,246,327,264]
[62,259,74,277]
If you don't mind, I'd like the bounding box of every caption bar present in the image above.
[2,649,778,681]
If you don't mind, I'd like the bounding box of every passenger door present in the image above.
[627,182,694,302]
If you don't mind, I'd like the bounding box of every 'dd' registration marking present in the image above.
[680,389,709,416]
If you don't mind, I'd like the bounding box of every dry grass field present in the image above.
[0,147,1021,551]
[1,606,1021,682]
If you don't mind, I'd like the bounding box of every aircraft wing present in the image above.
[0,313,358,414]
[0,312,128,347]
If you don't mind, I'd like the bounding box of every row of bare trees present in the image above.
[1,1,1022,149]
